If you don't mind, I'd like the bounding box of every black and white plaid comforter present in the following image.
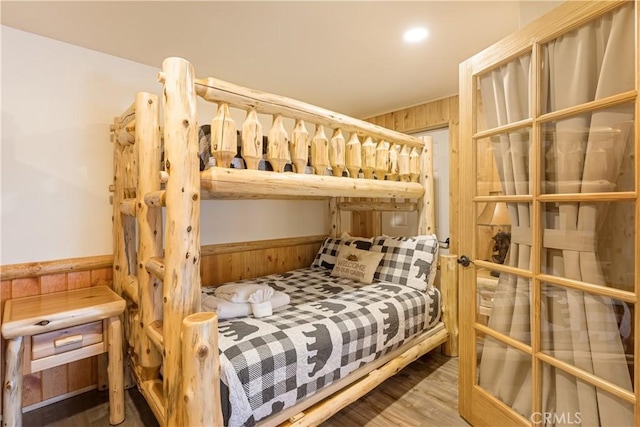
[203,267,441,426]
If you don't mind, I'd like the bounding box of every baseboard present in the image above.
[22,385,97,413]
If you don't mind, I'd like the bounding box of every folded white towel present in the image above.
[215,284,273,303]
[201,290,290,320]
[248,288,275,318]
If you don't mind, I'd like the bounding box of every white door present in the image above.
[382,131,449,249]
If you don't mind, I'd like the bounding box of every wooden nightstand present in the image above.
[1,286,126,426]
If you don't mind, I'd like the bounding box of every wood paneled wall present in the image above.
[0,235,324,412]
[364,95,460,254]
[201,235,324,286]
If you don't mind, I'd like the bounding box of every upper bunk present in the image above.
[111,57,433,209]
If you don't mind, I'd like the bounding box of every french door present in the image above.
[459,1,639,426]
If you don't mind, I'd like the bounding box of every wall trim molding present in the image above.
[1,235,327,281]
[200,235,326,256]
[1,255,114,281]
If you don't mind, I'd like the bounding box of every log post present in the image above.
[329,128,346,177]
[211,103,237,168]
[345,132,362,178]
[107,316,125,425]
[387,143,399,181]
[439,254,459,357]
[182,312,222,427]
[112,110,137,389]
[361,136,376,179]
[374,141,389,181]
[291,119,309,173]
[311,124,329,175]
[241,109,263,170]
[398,145,411,182]
[409,147,421,183]
[329,197,341,238]
[3,337,23,427]
[417,136,435,235]
[161,57,201,426]
[135,91,163,373]
[267,114,291,172]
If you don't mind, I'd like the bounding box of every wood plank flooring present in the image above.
[24,352,468,426]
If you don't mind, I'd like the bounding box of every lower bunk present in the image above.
[126,249,458,427]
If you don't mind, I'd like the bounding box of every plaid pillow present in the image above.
[370,235,439,291]
[311,235,373,270]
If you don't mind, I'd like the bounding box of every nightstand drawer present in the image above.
[31,321,104,361]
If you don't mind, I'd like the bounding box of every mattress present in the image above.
[202,267,441,426]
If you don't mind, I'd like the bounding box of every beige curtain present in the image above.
[478,54,533,416]
[478,3,634,425]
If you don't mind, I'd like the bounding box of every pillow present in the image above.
[370,235,439,291]
[311,235,373,270]
[330,246,384,284]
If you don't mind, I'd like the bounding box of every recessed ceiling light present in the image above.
[403,27,428,43]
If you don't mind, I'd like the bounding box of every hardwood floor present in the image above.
[24,352,468,426]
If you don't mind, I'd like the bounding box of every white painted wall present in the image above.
[1,26,328,265]
[381,129,449,251]
[518,1,564,28]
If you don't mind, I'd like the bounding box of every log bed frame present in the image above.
[110,57,459,427]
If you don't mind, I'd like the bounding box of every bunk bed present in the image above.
[110,57,459,427]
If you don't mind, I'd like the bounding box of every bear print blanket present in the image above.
[206,268,440,426]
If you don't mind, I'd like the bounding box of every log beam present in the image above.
[122,275,139,304]
[288,328,449,427]
[338,201,417,212]
[146,320,164,352]
[119,199,136,217]
[145,257,165,281]
[144,191,166,207]
[201,167,424,200]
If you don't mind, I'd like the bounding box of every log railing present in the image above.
[155,68,426,183]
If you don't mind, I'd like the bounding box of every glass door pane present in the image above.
[541,363,634,426]
[541,201,635,292]
[477,331,532,418]
[476,53,531,132]
[540,283,634,391]
[541,103,635,195]
[540,2,635,115]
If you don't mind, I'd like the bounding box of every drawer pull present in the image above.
[54,334,83,348]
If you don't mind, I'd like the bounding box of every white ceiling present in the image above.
[1,1,545,118]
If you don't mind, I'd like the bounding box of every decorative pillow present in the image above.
[330,247,384,284]
[311,235,373,270]
[370,234,439,291]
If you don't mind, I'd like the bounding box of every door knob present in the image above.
[457,255,472,267]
